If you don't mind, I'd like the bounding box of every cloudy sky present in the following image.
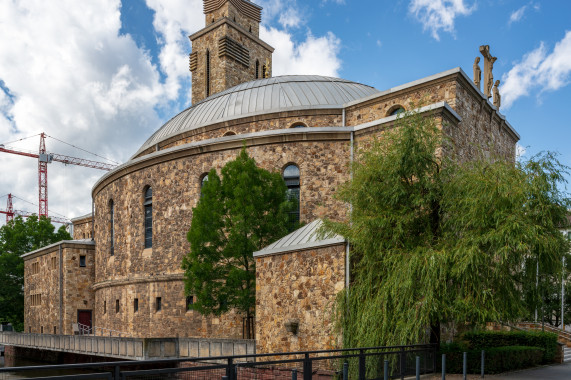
[1,0,571,225]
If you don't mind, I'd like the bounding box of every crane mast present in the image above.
[0,133,117,220]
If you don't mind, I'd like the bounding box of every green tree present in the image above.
[324,107,570,348]
[182,148,293,338]
[0,215,71,331]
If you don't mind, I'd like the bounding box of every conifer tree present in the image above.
[182,148,293,338]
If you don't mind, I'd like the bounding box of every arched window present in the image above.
[283,165,300,230]
[388,105,405,117]
[223,131,236,136]
[200,173,209,197]
[206,50,211,98]
[109,200,115,256]
[255,60,260,79]
[143,187,152,249]
[290,122,307,128]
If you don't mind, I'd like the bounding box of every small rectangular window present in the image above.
[134,298,139,313]
[115,299,120,313]
[186,296,194,311]
[156,297,162,312]
[79,255,86,267]
[53,326,56,334]
[103,300,107,314]
[41,326,43,334]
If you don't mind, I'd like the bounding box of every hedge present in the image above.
[439,345,544,374]
[462,330,558,362]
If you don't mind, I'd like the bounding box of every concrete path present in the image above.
[489,362,571,379]
[428,362,571,379]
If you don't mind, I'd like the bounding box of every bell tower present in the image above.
[189,0,274,104]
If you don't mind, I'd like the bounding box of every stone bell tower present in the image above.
[189,0,274,104]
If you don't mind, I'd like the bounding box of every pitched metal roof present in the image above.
[253,219,345,257]
[134,75,379,157]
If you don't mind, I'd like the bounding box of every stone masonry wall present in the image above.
[73,218,93,240]
[206,2,260,37]
[345,74,517,162]
[255,244,346,353]
[93,140,350,339]
[191,21,272,104]
[24,243,95,336]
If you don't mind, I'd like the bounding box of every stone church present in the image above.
[22,0,518,353]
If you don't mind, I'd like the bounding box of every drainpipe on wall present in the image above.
[59,243,63,335]
[345,108,353,291]
[91,198,95,241]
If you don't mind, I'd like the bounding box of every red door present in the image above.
[77,310,92,332]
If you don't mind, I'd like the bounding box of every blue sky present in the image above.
[0,0,570,222]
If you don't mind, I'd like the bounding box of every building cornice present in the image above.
[92,273,184,291]
[22,240,95,261]
[92,102,457,197]
[189,17,274,52]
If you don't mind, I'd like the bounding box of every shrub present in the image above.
[439,346,544,374]
[463,330,557,362]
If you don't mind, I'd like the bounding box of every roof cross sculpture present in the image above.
[479,45,497,99]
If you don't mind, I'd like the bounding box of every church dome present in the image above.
[135,75,379,156]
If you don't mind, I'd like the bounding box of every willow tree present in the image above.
[325,107,570,348]
[182,147,293,338]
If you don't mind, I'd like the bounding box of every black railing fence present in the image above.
[0,343,437,380]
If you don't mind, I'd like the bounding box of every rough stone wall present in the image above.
[157,112,342,154]
[73,218,93,240]
[450,80,517,162]
[345,74,517,161]
[93,140,350,338]
[191,21,272,104]
[62,246,95,335]
[95,279,243,339]
[206,2,260,36]
[255,244,346,353]
[24,247,60,334]
[24,243,95,336]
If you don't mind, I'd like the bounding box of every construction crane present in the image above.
[0,133,118,220]
[0,193,70,224]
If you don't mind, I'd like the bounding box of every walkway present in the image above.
[429,363,571,379]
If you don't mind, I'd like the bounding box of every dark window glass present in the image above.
[54,326,56,334]
[156,297,162,312]
[206,50,211,97]
[110,200,114,256]
[144,187,152,248]
[134,298,139,313]
[104,301,106,314]
[290,122,307,128]
[390,107,405,116]
[186,296,194,310]
[115,299,120,313]
[255,60,259,79]
[79,255,86,267]
[283,165,300,230]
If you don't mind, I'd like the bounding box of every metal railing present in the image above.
[76,323,130,338]
[0,343,437,380]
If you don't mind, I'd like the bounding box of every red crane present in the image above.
[0,193,70,224]
[0,133,117,221]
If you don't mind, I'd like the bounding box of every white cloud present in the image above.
[509,5,527,25]
[261,27,342,77]
[0,0,169,222]
[0,0,344,225]
[278,7,302,29]
[501,31,571,108]
[515,143,527,160]
[144,0,202,102]
[408,0,475,41]
[508,2,540,25]
[376,40,383,48]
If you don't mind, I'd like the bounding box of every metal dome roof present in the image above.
[135,75,379,156]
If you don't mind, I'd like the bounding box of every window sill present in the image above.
[142,248,152,258]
